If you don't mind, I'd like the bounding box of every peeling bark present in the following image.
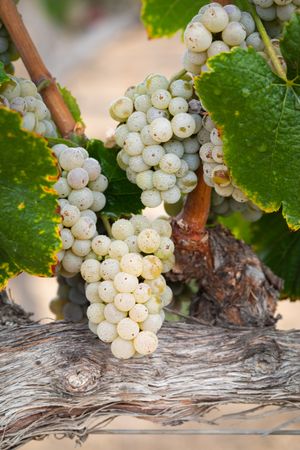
[0,318,300,449]
[170,223,282,327]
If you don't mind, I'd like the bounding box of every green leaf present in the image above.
[0,62,9,86]
[87,139,143,218]
[141,0,207,38]
[58,84,85,129]
[0,107,61,289]
[217,212,253,243]
[280,13,300,80]
[250,213,300,299]
[196,45,300,230]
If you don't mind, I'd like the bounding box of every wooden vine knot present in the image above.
[59,362,101,394]
[244,337,281,375]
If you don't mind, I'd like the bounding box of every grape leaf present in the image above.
[196,40,300,230]
[58,84,85,130]
[280,13,300,80]
[0,107,61,289]
[250,213,300,299]
[141,0,207,38]
[87,140,143,218]
[0,62,9,86]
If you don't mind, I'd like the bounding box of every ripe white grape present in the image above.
[136,170,154,190]
[161,285,173,306]
[161,185,181,204]
[82,158,101,181]
[146,74,169,94]
[67,168,89,189]
[124,132,144,156]
[71,216,96,239]
[114,292,136,311]
[207,40,230,57]
[210,128,223,146]
[140,125,157,145]
[115,124,129,147]
[164,139,184,158]
[104,303,127,324]
[88,320,98,335]
[134,94,152,113]
[222,21,247,46]
[200,4,229,32]
[98,280,118,303]
[68,188,94,211]
[90,191,106,212]
[111,219,135,240]
[182,52,202,75]
[128,155,150,173]
[97,321,118,343]
[183,136,200,154]
[134,283,152,303]
[240,12,255,34]
[117,318,139,340]
[184,22,213,52]
[108,240,129,259]
[153,170,176,191]
[72,239,91,257]
[141,255,163,280]
[130,214,150,233]
[114,272,139,293]
[89,174,108,192]
[80,209,97,223]
[159,153,181,174]
[86,302,105,324]
[125,235,139,253]
[85,282,101,303]
[224,4,242,21]
[59,148,84,171]
[133,331,158,355]
[151,218,172,238]
[141,190,162,208]
[54,177,71,198]
[169,80,193,100]
[176,171,198,194]
[146,106,169,123]
[81,259,101,282]
[145,276,166,295]
[150,117,173,143]
[92,235,111,256]
[212,145,224,163]
[246,32,264,51]
[142,145,165,166]
[120,252,143,276]
[61,204,80,228]
[137,228,161,253]
[60,228,74,250]
[151,89,172,109]
[111,337,135,359]
[168,97,189,116]
[182,153,201,171]
[127,111,148,132]
[155,237,175,260]
[62,251,83,273]
[110,96,134,121]
[171,113,196,138]
[140,314,163,333]
[232,188,248,203]
[129,304,149,322]
[100,258,120,280]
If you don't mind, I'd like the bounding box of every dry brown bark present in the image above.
[170,222,282,327]
[0,297,300,449]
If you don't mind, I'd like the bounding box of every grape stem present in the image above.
[101,215,113,238]
[0,0,83,138]
[180,168,212,230]
[169,69,187,84]
[250,6,287,81]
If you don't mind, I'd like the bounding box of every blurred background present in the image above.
[6,0,300,448]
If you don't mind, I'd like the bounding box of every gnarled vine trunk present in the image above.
[1,298,300,449]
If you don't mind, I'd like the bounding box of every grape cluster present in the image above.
[52,143,108,276]
[211,191,263,222]
[81,216,174,359]
[0,76,58,138]
[195,102,262,221]
[183,3,265,75]
[50,274,89,322]
[0,21,19,73]
[253,0,298,27]
[109,73,202,208]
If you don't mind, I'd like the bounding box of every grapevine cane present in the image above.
[0,0,80,138]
